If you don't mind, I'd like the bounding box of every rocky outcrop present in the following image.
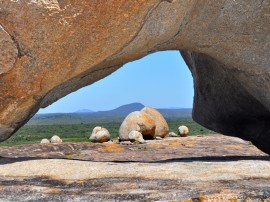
[0,135,269,200]
[0,1,269,153]
[181,52,270,154]
[0,25,17,74]
[0,134,267,162]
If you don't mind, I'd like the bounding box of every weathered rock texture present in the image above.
[0,134,267,162]
[141,107,169,138]
[0,135,269,201]
[0,1,269,153]
[119,111,156,141]
[90,126,110,143]
[128,130,145,144]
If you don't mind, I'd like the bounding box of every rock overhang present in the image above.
[0,0,269,153]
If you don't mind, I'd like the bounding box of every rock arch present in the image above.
[0,0,269,153]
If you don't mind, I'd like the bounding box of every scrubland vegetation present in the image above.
[0,119,214,146]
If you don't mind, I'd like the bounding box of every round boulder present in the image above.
[141,107,169,138]
[50,135,62,143]
[40,138,50,144]
[128,130,145,144]
[119,111,156,141]
[178,125,189,137]
[90,126,110,143]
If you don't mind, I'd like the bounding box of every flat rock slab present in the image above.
[0,135,269,201]
[0,134,268,161]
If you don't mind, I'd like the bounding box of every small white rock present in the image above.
[50,135,62,143]
[155,137,163,140]
[178,125,189,137]
[128,130,145,144]
[168,132,178,137]
[40,138,50,144]
[120,141,133,145]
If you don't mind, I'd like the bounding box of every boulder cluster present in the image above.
[40,107,189,145]
[119,107,169,143]
[117,106,189,144]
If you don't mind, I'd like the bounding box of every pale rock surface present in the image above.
[90,126,110,143]
[168,132,178,137]
[178,125,189,137]
[128,130,145,144]
[50,135,62,144]
[0,135,269,201]
[40,138,50,144]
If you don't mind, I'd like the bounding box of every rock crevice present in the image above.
[0,23,18,74]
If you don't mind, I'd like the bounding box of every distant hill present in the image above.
[75,109,95,113]
[158,108,193,120]
[28,103,192,125]
[96,103,145,116]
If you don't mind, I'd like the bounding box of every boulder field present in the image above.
[0,1,269,153]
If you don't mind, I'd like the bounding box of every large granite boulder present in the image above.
[119,111,156,141]
[141,106,169,138]
[0,1,269,153]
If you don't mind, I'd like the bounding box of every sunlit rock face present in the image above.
[0,1,269,153]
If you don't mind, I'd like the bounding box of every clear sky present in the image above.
[38,51,194,113]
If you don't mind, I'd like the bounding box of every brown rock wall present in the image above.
[0,1,269,153]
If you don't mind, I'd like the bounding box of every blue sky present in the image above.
[39,51,194,113]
